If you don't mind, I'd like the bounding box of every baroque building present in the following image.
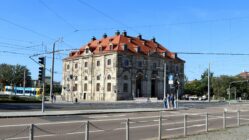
[62,31,185,101]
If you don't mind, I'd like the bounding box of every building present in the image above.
[62,31,185,101]
[239,71,249,79]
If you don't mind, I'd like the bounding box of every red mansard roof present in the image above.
[66,32,184,63]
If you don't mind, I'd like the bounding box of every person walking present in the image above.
[167,94,171,109]
[163,97,167,109]
[53,94,56,103]
[170,94,174,109]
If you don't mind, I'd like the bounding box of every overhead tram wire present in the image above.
[0,50,32,56]
[176,52,249,56]
[38,0,78,31]
[77,0,142,35]
[0,17,54,41]
[0,17,75,50]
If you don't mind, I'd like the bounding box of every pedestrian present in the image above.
[53,94,56,103]
[51,94,54,103]
[167,94,171,109]
[170,94,175,109]
[163,97,167,109]
[174,95,177,109]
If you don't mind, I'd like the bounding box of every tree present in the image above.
[0,64,32,90]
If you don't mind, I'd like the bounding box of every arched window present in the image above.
[84,76,88,80]
[107,74,111,80]
[97,75,101,80]
[123,75,128,80]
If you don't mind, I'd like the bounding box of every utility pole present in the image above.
[23,70,26,95]
[208,63,210,102]
[49,42,55,103]
[163,62,167,99]
[50,39,61,103]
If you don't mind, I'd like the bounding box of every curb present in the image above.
[0,108,187,118]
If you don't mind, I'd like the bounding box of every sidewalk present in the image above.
[0,107,183,118]
[170,125,249,140]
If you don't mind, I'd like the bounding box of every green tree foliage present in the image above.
[184,69,249,99]
[45,84,62,96]
[0,64,32,90]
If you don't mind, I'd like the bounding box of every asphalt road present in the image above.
[0,101,227,112]
[0,104,248,140]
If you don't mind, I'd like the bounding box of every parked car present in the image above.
[189,95,198,100]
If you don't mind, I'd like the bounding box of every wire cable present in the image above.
[38,0,78,31]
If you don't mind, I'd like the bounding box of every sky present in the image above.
[0,0,249,82]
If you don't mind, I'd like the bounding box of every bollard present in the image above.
[223,111,226,129]
[29,124,34,140]
[85,121,89,140]
[184,114,187,137]
[158,112,162,140]
[237,110,240,127]
[126,119,130,140]
[205,113,208,132]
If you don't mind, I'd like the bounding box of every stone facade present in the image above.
[62,32,185,101]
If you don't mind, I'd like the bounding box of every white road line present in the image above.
[166,124,206,131]
[88,115,109,119]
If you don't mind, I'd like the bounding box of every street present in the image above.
[0,101,227,112]
[0,103,248,140]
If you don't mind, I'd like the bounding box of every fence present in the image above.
[1,110,249,140]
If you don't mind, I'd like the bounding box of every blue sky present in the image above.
[0,0,249,82]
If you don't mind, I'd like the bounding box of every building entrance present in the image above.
[136,75,143,97]
[151,79,156,97]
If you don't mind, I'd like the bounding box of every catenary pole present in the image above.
[23,70,26,95]
[49,42,55,103]
[208,63,210,102]
[164,62,167,98]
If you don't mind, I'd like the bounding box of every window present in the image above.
[107,83,111,91]
[137,61,142,67]
[73,84,77,91]
[123,75,128,80]
[75,63,78,69]
[153,63,157,69]
[124,59,129,67]
[75,76,78,81]
[176,65,179,72]
[123,83,128,92]
[107,75,111,80]
[67,64,70,69]
[84,76,88,80]
[97,60,100,66]
[97,75,101,80]
[84,62,88,67]
[107,59,111,65]
[96,83,100,91]
[84,83,87,91]
[85,48,89,53]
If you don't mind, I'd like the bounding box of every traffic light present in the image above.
[38,57,45,81]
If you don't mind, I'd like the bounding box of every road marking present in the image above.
[88,114,126,119]
[88,115,109,119]
[166,124,205,131]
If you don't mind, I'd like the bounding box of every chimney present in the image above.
[152,37,156,43]
[91,36,96,41]
[103,33,107,38]
[115,30,120,35]
[137,34,142,39]
[122,30,127,36]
